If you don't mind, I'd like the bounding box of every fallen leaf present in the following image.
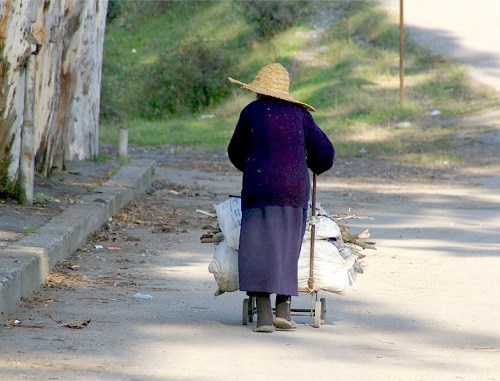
[64,319,91,329]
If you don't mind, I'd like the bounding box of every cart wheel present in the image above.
[320,298,326,325]
[242,299,250,325]
[314,300,322,328]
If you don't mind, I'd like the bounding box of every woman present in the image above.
[227,63,334,332]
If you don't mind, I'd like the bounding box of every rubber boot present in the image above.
[275,295,290,319]
[274,295,297,329]
[254,293,273,333]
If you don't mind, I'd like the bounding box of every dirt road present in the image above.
[377,0,500,93]
[1,2,500,379]
[0,149,498,380]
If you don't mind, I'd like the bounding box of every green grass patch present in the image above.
[33,192,54,205]
[101,0,500,167]
[22,226,37,235]
[101,115,234,149]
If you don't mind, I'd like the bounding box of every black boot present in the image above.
[274,295,297,329]
[254,293,273,333]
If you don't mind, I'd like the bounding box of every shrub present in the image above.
[140,44,232,119]
[99,60,126,122]
[106,0,123,23]
[107,0,180,20]
[239,0,310,39]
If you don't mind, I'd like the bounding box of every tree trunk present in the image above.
[0,0,108,197]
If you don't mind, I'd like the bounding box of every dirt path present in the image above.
[377,0,500,94]
[0,149,498,380]
[1,2,500,378]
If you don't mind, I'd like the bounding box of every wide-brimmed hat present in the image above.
[228,63,315,112]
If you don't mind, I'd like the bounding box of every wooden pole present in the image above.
[399,0,405,105]
[308,173,317,293]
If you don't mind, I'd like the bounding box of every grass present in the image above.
[100,0,500,167]
[22,226,37,235]
[101,116,234,149]
[33,192,54,205]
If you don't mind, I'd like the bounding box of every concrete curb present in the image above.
[0,159,155,318]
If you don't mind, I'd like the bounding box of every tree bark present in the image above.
[0,0,108,197]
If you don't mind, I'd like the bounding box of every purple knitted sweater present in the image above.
[228,96,335,211]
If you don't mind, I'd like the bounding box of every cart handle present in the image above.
[307,173,317,293]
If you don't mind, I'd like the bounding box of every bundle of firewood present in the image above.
[199,229,223,244]
[197,209,222,243]
[334,212,376,258]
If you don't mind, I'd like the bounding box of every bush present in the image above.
[106,0,123,23]
[239,0,310,39]
[106,1,179,24]
[99,60,126,122]
[140,44,232,119]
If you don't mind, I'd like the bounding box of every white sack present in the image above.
[209,197,357,295]
[304,203,341,240]
[214,197,241,238]
[298,239,356,294]
[226,226,241,250]
[304,215,342,240]
[208,239,239,295]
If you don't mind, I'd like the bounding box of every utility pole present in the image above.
[399,0,404,105]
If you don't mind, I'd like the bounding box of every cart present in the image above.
[242,173,327,328]
[242,293,327,328]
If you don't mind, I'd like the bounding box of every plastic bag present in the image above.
[214,197,241,250]
[226,226,241,250]
[214,197,241,238]
[208,239,239,296]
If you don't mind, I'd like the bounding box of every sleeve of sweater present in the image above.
[303,111,335,175]
[227,108,251,172]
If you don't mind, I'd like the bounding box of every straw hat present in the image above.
[228,63,315,112]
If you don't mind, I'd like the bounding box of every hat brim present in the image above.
[228,77,315,112]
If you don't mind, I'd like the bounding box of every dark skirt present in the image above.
[238,205,308,296]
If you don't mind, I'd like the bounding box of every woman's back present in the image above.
[228,96,333,210]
